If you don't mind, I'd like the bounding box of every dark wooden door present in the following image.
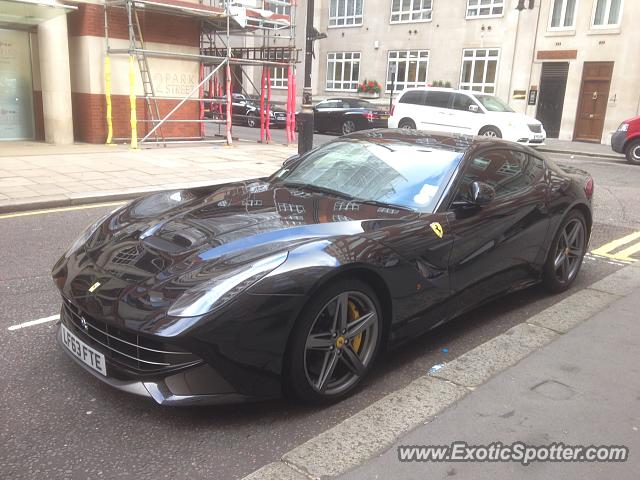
[574,62,613,142]
[536,62,569,138]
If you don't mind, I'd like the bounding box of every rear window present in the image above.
[399,90,428,106]
[424,91,453,109]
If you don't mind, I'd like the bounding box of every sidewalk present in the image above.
[340,280,640,478]
[0,141,295,213]
[539,138,624,159]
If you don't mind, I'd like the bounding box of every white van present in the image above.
[388,87,546,146]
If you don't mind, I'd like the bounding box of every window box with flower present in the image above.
[357,79,381,99]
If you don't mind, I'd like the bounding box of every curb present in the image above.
[537,147,624,160]
[242,262,640,480]
[0,178,245,215]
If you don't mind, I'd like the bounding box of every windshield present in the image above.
[474,94,514,113]
[271,140,462,213]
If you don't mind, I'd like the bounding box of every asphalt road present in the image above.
[1,151,639,480]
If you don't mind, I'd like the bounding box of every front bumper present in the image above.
[56,313,257,406]
[611,130,627,153]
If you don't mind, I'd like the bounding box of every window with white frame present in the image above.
[268,2,291,16]
[386,50,429,92]
[329,0,363,27]
[466,0,504,18]
[391,0,433,23]
[592,0,623,27]
[459,49,500,93]
[326,52,361,91]
[270,67,288,89]
[550,0,577,29]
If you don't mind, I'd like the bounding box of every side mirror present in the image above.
[468,104,480,113]
[470,181,495,205]
[283,155,300,168]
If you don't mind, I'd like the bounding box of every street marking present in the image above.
[7,314,60,331]
[0,201,124,220]
[591,231,640,263]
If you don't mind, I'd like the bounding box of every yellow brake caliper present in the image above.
[348,301,363,353]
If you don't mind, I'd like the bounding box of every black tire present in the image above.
[542,210,588,293]
[479,126,502,138]
[284,278,383,405]
[247,113,258,128]
[625,139,640,165]
[398,118,416,130]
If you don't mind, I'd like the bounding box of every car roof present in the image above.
[398,87,486,97]
[343,129,537,155]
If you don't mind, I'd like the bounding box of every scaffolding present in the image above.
[103,0,300,147]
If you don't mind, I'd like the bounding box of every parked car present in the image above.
[389,87,546,146]
[611,115,640,165]
[207,93,287,128]
[53,129,593,406]
[313,98,389,135]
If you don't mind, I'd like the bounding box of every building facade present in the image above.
[1,0,298,145]
[310,0,640,144]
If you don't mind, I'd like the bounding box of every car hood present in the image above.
[80,180,416,286]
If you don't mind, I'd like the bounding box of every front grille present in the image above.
[528,124,542,133]
[61,298,199,374]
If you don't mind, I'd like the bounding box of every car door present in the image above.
[450,93,482,135]
[314,100,339,132]
[444,148,550,315]
[419,91,454,132]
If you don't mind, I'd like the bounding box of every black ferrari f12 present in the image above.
[53,130,594,406]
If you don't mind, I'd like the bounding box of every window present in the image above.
[326,53,361,91]
[550,0,577,29]
[454,150,545,202]
[460,49,500,93]
[466,0,504,18]
[329,0,363,27]
[452,93,477,111]
[267,1,291,16]
[274,140,463,213]
[316,100,342,110]
[386,50,429,92]
[391,0,432,23]
[270,67,288,89]
[399,90,428,105]
[592,0,623,27]
[424,91,453,109]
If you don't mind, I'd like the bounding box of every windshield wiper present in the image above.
[353,198,418,213]
[277,181,355,200]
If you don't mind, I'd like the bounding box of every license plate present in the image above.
[61,324,107,376]
[379,115,389,119]
[534,134,544,140]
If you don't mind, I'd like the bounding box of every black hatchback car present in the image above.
[53,130,593,406]
[314,98,389,135]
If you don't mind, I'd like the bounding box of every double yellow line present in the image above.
[591,231,640,263]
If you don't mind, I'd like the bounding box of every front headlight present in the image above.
[167,252,288,317]
[618,123,629,132]
[66,205,124,256]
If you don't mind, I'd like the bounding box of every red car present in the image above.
[612,115,640,165]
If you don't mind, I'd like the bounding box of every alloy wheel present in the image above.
[303,291,379,396]
[554,218,585,283]
[342,121,356,135]
[482,130,498,138]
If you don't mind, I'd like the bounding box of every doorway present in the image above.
[0,29,35,140]
[536,62,569,139]
[574,62,614,143]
